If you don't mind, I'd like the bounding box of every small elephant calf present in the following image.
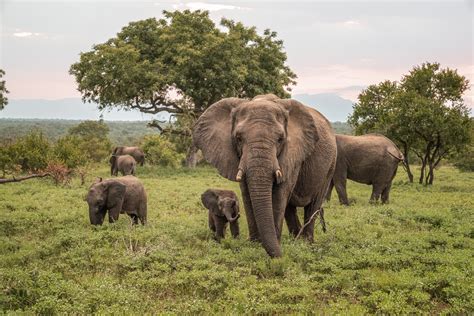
[110,154,137,176]
[201,189,240,241]
[86,175,147,225]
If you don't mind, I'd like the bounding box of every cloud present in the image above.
[13,32,41,37]
[342,20,361,26]
[171,2,248,11]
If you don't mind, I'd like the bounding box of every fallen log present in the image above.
[0,173,51,184]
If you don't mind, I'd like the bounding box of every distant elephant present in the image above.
[110,146,145,174]
[201,189,240,241]
[326,134,404,205]
[193,94,337,257]
[110,154,136,176]
[86,175,147,225]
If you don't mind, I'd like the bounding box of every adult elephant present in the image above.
[326,134,405,205]
[193,94,337,257]
[110,146,145,175]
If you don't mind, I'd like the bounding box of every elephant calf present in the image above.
[86,175,147,225]
[327,133,405,205]
[110,154,136,176]
[201,189,240,241]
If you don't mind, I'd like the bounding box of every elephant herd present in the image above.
[85,94,405,258]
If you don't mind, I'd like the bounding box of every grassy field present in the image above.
[0,165,473,314]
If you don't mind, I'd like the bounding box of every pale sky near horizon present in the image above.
[0,0,473,106]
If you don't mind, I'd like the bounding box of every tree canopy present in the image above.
[0,69,9,110]
[69,10,296,117]
[349,62,471,185]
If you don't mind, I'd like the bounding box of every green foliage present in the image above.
[0,119,154,145]
[53,136,88,169]
[0,69,9,110]
[0,69,8,110]
[9,131,51,172]
[67,120,112,162]
[452,119,474,171]
[141,135,184,167]
[69,10,296,117]
[0,165,472,313]
[349,62,471,185]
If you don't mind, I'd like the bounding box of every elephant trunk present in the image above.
[223,208,240,223]
[246,162,282,258]
[89,206,103,225]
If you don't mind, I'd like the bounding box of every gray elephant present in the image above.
[201,189,240,241]
[86,175,147,225]
[110,146,145,175]
[326,134,404,205]
[110,154,136,176]
[193,94,337,257]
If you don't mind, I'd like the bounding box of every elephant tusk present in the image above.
[236,169,244,182]
[275,169,283,184]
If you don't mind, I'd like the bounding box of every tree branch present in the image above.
[0,173,51,184]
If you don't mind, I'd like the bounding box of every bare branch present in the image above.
[0,173,51,184]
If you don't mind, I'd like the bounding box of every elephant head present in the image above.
[193,94,318,257]
[86,178,126,225]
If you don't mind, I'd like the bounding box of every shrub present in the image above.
[53,135,88,169]
[10,131,51,172]
[45,161,72,186]
[67,120,112,162]
[141,135,184,168]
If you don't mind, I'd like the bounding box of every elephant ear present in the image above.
[275,99,319,180]
[201,189,218,210]
[193,98,246,181]
[106,181,126,209]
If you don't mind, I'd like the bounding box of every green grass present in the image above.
[1,166,473,314]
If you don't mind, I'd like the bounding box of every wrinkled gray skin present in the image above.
[193,94,337,257]
[86,175,147,225]
[201,189,240,241]
[110,147,145,175]
[110,154,136,176]
[326,134,404,205]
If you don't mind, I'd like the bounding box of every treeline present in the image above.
[0,119,157,145]
[0,118,354,142]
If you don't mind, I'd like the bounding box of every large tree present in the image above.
[349,62,471,185]
[69,10,296,128]
[0,69,8,110]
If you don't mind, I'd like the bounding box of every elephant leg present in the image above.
[240,182,260,242]
[129,214,139,225]
[320,207,327,233]
[370,184,384,203]
[214,217,227,242]
[381,182,392,204]
[284,204,301,238]
[302,201,320,242]
[208,212,216,232]
[334,178,349,205]
[326,180,334,201]
[229,221,239,238]
[108,206,121,223]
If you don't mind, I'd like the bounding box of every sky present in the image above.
[0,0,473,119]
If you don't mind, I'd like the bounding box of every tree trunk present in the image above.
[419,159,426,184]
[0,173,51,184]
[185,144,198,168]
[402,143,413,183]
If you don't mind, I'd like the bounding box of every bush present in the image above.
[67,120,112,162]
[141,135,184,168]
[53,136,88,169]
[10,131,51,172]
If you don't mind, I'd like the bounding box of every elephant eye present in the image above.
[278,135,284,143]
[235,134,243,144]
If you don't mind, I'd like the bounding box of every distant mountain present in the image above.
[293,93,354,122]
[1,94,354,122]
